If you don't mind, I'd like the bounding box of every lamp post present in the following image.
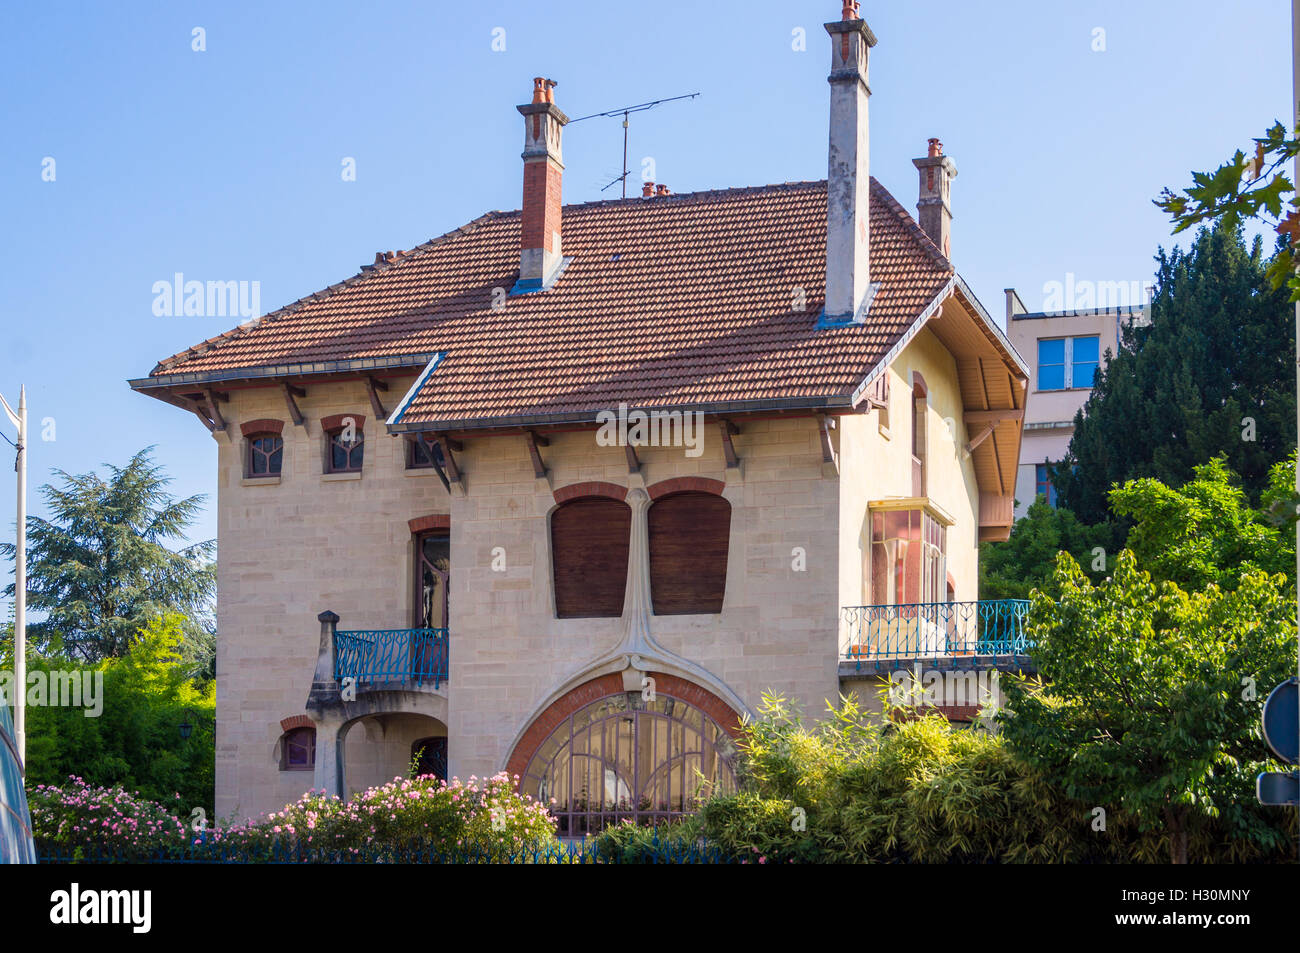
[0,388,25,764]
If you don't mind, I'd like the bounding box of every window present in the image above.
[648,492,731,615]
[911,377,928,497]
[1071,335,1099,388]
[517,690,737,836]
[870,508,947,606]
[1037,339,1066,390]
[1038,336,1099,390]
[551,497,632,618]
[280,727,315,771]
[414,531,450,629]
[326,421,364,472]
[407,434,444,470]
[246,434,283,477]
[1035,464,1058,507]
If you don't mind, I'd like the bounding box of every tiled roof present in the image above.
[147,179,956,429]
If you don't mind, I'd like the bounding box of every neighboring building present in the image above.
[1004,289,1148,519]
[131,3,1028,829]
[0,686,36,863]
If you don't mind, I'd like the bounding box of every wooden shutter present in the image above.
[551,497,631,618]
[648,492,731,615]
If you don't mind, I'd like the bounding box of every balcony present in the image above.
[840,600,1032,673]
[334,627,449,690]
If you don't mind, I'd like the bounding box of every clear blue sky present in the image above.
[0,0,1288,608]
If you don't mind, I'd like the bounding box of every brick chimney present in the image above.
[821,1,878,326]
[912,138,957,258]
[514,77,569,293]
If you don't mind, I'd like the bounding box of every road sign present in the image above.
[1257,770,1300,807]
[1261,677,1298,764]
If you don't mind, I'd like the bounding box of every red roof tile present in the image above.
[145,179,955,429]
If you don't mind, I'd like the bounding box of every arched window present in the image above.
[648,491,731,614]
[551,496,631,618]
[414,531,450,629]
[246,434,283,477]
[911,375,928,497]
[322,414,365,473]
[517,690,738,835]
[280,727,315,771]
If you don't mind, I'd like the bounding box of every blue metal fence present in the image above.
[841,600,1031,663]
[335,628,449,689]
[37,836,741,865]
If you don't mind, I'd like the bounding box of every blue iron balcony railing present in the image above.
[841,600,1032,666]
[335,628,449,689]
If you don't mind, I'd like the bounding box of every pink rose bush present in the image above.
[31,772,558,861]
[28,777,189,856]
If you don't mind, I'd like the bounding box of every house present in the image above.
[130,2,1028,829]
[1003,289,1148,517]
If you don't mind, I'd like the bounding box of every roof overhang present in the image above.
[850,274,1028,543]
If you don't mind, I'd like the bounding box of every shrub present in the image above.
[31,772,558,861]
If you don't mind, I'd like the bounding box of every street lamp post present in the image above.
[0,388,24,764]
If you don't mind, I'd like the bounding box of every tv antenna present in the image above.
[568,92,700,197]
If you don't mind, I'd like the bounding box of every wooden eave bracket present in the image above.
[719,419,741,468]
[625,443,640,474]
[365,376,389,420]
[962,408,1023,455]
[202,389,229,433]
[525,430,549,479]
[437,435,463,486]
[817,413,839,476]
[283,383,307,429]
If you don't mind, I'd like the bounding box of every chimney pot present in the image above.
[642,182,655,198]
[841,0,859,21]
[928,138,943,157]
[655,184,670,196]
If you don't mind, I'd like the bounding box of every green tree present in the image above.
[1000,462,1296,864]
[1052,225,1295,524]
[980,497,1116,600]
[19,614,215,818]
[1,448,215,670]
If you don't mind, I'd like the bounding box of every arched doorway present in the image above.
[510,677,741,836]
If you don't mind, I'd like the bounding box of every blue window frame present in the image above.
[1071,335,1099,389]
[1035,464,1058,507]
[1038,336,1100,390]
[1037,339,1066,390]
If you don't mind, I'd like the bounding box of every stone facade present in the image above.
[211,323,985,821]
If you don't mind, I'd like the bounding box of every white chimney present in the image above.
[821,1,877,326]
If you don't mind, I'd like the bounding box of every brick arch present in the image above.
[505,672,745,783]
[552,481,628,504]
[240,418,284,437]
[320,412,366,433]
[646,476,726,500]
[408,514,450,534]
[279,714,313,732]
